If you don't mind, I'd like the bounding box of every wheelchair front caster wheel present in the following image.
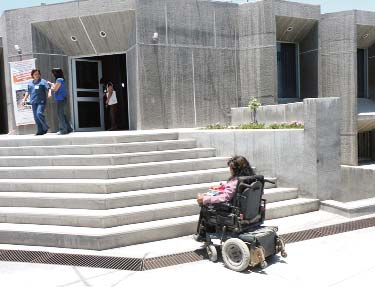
[206,244,218,262]
[281,251,287,258]
[260,261,268,269]
[222,238,250,272]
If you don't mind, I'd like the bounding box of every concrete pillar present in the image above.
[302,97,341,200]
[319,12,358,166]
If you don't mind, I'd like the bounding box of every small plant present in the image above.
[248,97,262,123]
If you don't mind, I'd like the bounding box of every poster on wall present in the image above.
[9,58,36,126]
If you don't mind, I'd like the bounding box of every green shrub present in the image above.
[268,122,304,129]
[204,124,229,129]
[203,121,304,130]
[238,123,266,129]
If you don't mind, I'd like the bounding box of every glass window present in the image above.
[76,61,99,90]
[78,102,101,128]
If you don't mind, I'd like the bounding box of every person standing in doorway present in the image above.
[106,82,118,130]
[48,68,73,135]
[21,69,50,136]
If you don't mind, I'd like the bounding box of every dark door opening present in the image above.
[357,49,368,99]
[277,42,298,99]
[78,53,129,131]
[0,47,7,134]
[358,131,375,164]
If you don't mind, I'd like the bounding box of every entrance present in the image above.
[357,48,368,99]
[72,59,104,131]
[71,53,129,131]
[0,46,6,134]
[277,42,299,99]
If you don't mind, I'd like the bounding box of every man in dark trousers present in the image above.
[22,69,50,135]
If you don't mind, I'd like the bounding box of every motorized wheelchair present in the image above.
[196,175,287,272]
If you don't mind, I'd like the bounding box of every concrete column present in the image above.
[319,12,358,166]
[302,97,341,200]
[238,1,277,106]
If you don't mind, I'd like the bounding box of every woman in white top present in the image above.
[105,82,118,130]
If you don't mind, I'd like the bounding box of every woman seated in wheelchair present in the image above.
[196,155,255,206]
[194,155,255,241]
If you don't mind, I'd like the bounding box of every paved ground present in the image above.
[0,225,374,287]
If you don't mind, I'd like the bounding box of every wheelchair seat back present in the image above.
[235,176,265,222]
[238,181,263,220]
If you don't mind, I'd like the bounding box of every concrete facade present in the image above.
[0,0,374,168]
[0,0,321,135]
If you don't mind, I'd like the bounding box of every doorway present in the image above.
[0,47,7,134]
[71,53,129,131]
[357,48,368,99]
[72,59,104,131]
[277,42,299,99]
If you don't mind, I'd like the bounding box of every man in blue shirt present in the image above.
[21,69,50,135]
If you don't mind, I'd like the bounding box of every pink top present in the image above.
[203,178,238,205]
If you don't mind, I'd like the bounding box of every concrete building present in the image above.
[0,0,374,166]
[0,0,374,251]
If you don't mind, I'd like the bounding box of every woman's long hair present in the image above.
[51,68,64,80]
[227,156,255,181]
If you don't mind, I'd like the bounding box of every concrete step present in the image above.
[265,198,320,220]
[0,148,216,167]
[0,196,313,250]
[0,157,229,179]
[0,185,294,209]
[0,131,178,147]
[263,187,298,203]
[0,139,197,156]
[0,168,236,193]
[0,200,200,228]
[0,215,200,250]
[321,198,375,218]
[0,195,306,228]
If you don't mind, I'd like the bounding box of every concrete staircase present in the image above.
[0,131,319,250]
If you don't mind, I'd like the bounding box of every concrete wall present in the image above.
[238,0,276,106]
[179,129,305,188]
[320,11,358,166]
[185,98,341,201]
[340,166,375,202]
[231,102,303,126]
[135,0,239,129]
[302,98,341,201]
[127,46,140,130]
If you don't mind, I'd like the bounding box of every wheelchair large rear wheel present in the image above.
[222,238,250,272]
